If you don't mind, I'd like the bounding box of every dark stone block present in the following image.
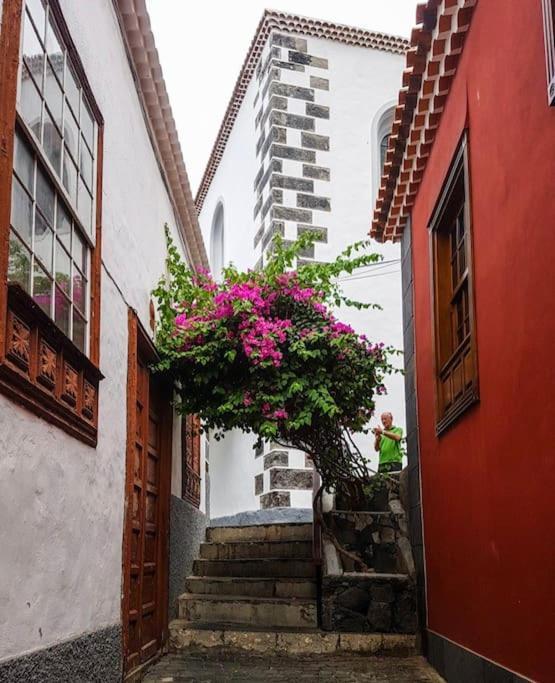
[305,453,314,468]
[261,127,287,159]
[337,587,371,614]
[261,194,273,221]
[253,165,264,191]
[271,110,315,131]
[271,82,314,101]
[270,467,313,490]
[262,221,285,250]
[253,195,263,219]
[254,473,264,495]
[272,144,316,163]
[373,543,399,573]
[271,33,308,52]
[297,225,328,242]
[306,103,330,119]
[367,601,392,631]
[261,67,281,100]
[255,159,282,194]
[271,174,314,192]
[0,625,123,683]
[393,591,417,633]
[272,205,312,223]
[260,490,291,508]
[297,193,331,211]
[256,131,266,156]
[264,450,289,469]
[273,59,305,72]
[303,164,330,181]
[289,51,328,69]
[370,583,395,603]
[301,131,330,151]
[310,75,329,90]
[253,224,264,248]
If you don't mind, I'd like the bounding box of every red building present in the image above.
[372,1,555,681]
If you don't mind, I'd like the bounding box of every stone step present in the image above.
[193,558,317,579]
[199,540,312,561]
[178,594,318,629]
[207,523,313,544]
[185,576,317,599]
[169,620,418,657]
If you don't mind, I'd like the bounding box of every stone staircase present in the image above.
[169,522,417,657]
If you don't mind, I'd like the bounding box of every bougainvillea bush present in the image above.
[153,228,397,490]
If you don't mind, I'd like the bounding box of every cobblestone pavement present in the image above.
[142,654,444,682]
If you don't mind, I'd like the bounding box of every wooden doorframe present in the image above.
[121,309,172,677]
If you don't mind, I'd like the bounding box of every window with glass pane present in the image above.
[380,133,390,172]
[9,0,96,354]
[430,140,478,430]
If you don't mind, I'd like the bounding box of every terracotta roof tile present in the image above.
[195,9,409,212]
[370,0,477,242]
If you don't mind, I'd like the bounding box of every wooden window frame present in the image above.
[0,0,103,446]
[182,413,201,508]
[542,0,555,105]
[429,134,479,436]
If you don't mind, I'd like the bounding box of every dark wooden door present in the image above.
[123,313,171,677]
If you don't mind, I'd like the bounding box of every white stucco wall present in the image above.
[198,32,406,519]
[0,0,204,662]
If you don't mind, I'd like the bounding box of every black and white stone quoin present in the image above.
[251,29,332,510]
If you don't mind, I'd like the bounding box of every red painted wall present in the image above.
[411,3,555,681]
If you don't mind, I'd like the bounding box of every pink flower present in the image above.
[272,409,288,420]
[243,392,253,407]
[175,313,188,327]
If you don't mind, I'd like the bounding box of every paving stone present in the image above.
[143,653,444,682]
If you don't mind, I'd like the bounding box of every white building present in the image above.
[197,11,409,524]
[0,1,208,680]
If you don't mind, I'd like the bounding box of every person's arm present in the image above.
[381,429,402,442]
[373,429,382,452]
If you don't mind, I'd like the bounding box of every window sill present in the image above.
[0,284,103,447]
[435,387,479,437]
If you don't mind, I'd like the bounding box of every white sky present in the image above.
[145,0,418,195]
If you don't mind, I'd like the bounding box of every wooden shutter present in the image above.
[182,414,201,508]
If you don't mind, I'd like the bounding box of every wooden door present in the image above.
[122,312,171,677]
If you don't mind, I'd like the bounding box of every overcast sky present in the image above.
[145,0,418,195]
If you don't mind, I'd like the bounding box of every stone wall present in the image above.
[321,471,417,635]
[169,496,208,619]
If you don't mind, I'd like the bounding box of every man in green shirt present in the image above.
[373,412,404,473]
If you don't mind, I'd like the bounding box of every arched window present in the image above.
[380,132,390,172]
[377,107,395,175]
[210,202,224,279]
